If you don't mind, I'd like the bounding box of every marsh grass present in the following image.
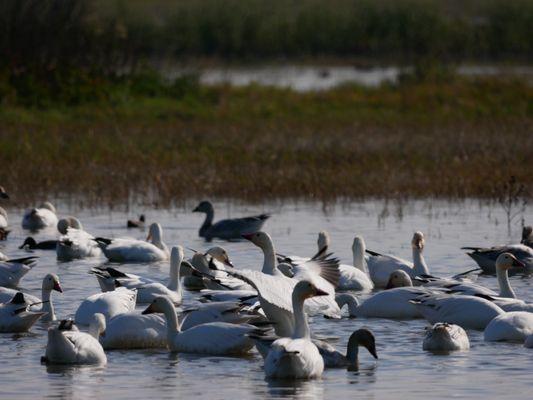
[0,77,531,206]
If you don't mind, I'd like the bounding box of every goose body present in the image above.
[412,294,504,330]
[0,293,45,332]
[99,312,167,349]
[75,287,136,325]
[463,244,533,273]
[335,287,432,319]
[180,301,261,331]
[0,257,38,288]
[143,296,260,355]
[43,318,106,365]
[22,202,58,230]
[264,281,328,379]
[423,323,470,351]
[96,223,169,262]
[0,273,62,322]
[19,237,57,250]
[127,214,145,228]
[92,247,184,304]
[367,232,430,288]
[57,227,101,261]
[484,312,533,342]
[193,200,269,241]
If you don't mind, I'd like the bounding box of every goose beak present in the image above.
[146,233,152,241]
[192,206,200,212]
[224,259,234,268]
[367,343,378,359]
[314,288,328,297]
[385,278,394,289]
[142,304,156,314]
[241,233,254,241]
[512,258,526,268]
[53,282,63,293]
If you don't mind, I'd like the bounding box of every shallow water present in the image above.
[0,200,532,400]
[165,64,533,91]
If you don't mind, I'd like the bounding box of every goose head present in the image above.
[192,200,214,214]
[57,217,83,235]
[241,231,272,249]
[495,252,525,271]
[205,246,234,267]
[411,231,425,250]
[40,202,56,214]
[293,280,329,301]
[277,263,295,278]
[43,273,63,293]
[19,237,37,249]
[385,269,413,289]
[146,223,164,244]
[0,186,8,199]
[347,328,378,362]
[90,313,106,338]
[317,231,330,252]
[352,235,366,254]
[171,246,185,267]
[142,296,174,315]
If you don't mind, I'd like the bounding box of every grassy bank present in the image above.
[0,76,531,206]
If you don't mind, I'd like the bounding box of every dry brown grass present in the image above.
[0,78,531,207]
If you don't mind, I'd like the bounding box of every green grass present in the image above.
[0,76,531,206]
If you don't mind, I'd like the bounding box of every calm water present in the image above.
[165,64,533,91]
[0,200,532,400]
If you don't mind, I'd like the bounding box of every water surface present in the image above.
[0,200,531,399]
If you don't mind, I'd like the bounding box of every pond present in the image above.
[0,199,531,399]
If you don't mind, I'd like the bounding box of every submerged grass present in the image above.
[0,76,531,206]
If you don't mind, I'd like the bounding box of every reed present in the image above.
[0,77,531,206]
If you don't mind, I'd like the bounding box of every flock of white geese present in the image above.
[1,194,533,380]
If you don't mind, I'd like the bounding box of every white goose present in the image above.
[484,312,533,342]
[423,323,470,351]
[0,273,62,322]
[142,296,262,355]
[42,318,106,365]
[0,206,8,229]
[224,232,341,336]
[411,293,504,330]
[0,256,38,288]
[0,293,46,332]
[92,246,185,304]
[56,218,101,261]
[75,287,136,325]
[366,232,430,288]
[95,223,169,262]
[22,202,58,230]
[280,232,373,292]
[97,312,167,350]
[263,281,327,379]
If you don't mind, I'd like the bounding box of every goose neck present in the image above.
[352,244,368,274]
[335,294,359,317]
[161,300,181,342]
[412,247,430,275]
[261,239,279,276]
[496,267,516,298]
[41,288,55,321]
[199,209,214,235]
[346,340,360,370]
[291,292,310,339]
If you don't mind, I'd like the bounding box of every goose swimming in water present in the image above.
[223,231,341,336]
[127,214,146,228]
[142,296,266,355]
[42,317,107,365]
[95,222,169,262]
[75,286,137,325]
[0,256,38,288]
[366,232,430,288]
[484,311,533,343]
[423,323,470,351]
[19,237,57,250]
[262,281,328,379]
[21,202,58,230]
[193,200,269,241]
[0,273,62,322]
[0,293,46,332]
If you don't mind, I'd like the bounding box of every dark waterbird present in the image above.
[193,200,270,241]
[19,237,57,250]
[127,214,146,228]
